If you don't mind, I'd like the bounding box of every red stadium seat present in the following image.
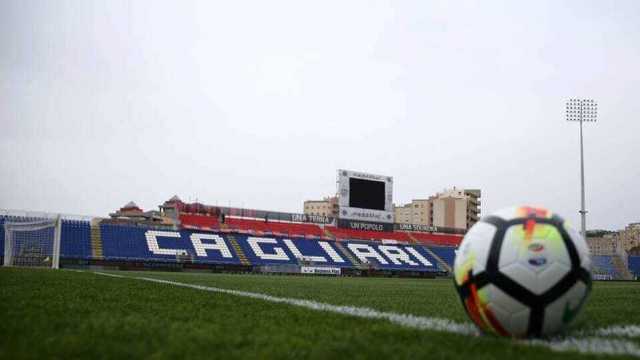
[324,225,462,246]
[222,218,325,238]
[179,214,220,229]
[409,231,463,246]
[178,213,462,246]
[325,226,411,243]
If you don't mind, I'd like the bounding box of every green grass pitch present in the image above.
[1,268,638,359]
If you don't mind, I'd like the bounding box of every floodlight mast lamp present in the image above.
[566,98,598,238]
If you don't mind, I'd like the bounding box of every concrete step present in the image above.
[227,233,250,266]
[90,218,103,259]
[422,246,452,273]
[405,232,419,244]
[322,227,335,240]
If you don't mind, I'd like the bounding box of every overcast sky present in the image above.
[1,1,639,230]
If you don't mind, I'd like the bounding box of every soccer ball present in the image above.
[453,206,592,338]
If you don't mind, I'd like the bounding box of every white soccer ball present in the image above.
[453,206,592,338]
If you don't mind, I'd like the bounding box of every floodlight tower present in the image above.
[566,98,598,238]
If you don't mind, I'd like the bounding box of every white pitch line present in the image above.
[527,337,640,357]
[587,325,640,339]
[91,271,640,358]
[94,271,477,336]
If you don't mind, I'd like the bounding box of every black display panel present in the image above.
[349,178,385,210]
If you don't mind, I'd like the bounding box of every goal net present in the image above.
[3,217,61,269]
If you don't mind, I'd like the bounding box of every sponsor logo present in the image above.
[349,222,384,231]
[562,302,579,324]
[351,172,385,181]
[349,211,381,219]
[528,243,545,253]
[396,223,437,233]
[290,214,331,224]
[528,257,547,266]
[338,219,393,232]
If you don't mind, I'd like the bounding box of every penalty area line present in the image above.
[92,271,640,358]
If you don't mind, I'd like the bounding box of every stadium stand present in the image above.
[100,224,240,264]
[408,231,463,247]
[223,218,325,238]
[261,221,324,238]
[179,213,219,229]
[591,255,619,279]
[325,226,412,243]
[341,240,438,272]
[94,223,441,272]
[629,256,640,278]
[427,245,457,268]
[0,211,460,276]
[60,220,92,260]
[0,211,458,275]
[234,235,353,267]
[11,209,640,281]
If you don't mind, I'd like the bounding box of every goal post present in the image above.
[3,216,62,269]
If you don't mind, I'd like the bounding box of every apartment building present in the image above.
[394,188,481,230]
[303,196,339,218]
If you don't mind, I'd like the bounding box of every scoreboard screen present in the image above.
[348,178,385,211]
[337,169,393,224]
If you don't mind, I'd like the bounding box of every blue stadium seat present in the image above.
[100,225,243,264]
[3,218,444,273]
[341,240,439,272]
[60,220,91,259]
[427,246,457,268]
[97,225,441,271]
[591,255,619,279]
[233,235,353,267]
[629,256,640,278]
